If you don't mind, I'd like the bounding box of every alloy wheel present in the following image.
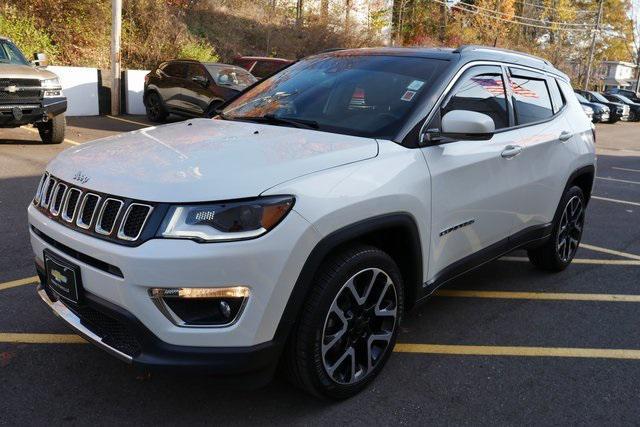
[556,195,584,262]
[321,268,398,385]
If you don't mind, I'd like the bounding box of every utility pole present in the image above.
[440,0,447,43]
[584,0,603,90]
[110,0,122,116]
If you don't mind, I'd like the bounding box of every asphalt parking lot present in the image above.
[1,117,640,425]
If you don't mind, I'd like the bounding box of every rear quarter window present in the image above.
[509,76,553,125]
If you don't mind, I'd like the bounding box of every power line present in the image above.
[455,1,596,27]
[442,0,596,32]
[512,0,596,16]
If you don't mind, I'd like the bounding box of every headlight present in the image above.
[158,195,294,242]
[41,78,60,89]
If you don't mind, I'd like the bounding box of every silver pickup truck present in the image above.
[0,36,67,144]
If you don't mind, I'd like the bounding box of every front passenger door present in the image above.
[421,65,523,281]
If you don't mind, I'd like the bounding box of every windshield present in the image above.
[590,92,609,103]
[207,66,256,87]
[574,93,589,103]
[613,94,634,104]
[221,55,448,139]
[0,40,29,65]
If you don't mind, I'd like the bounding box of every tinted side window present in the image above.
[509,76,553,125]
[442,66,509,130]
[163,62,185,78]
[187,63,207,79]
[549,79,565,113]
[251,61,284,78]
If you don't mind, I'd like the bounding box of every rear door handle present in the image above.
[501,145,522,159]
[559,131,573,142]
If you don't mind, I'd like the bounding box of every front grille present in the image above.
[33,173,155,245]
[67,304,142,357]
[0,91,41,104]
[0,78,40,87]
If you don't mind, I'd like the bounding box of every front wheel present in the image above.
[528,186,586,271]
[284,245,403,399]
[38,114,66,144]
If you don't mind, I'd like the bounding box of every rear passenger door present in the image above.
[505,67,576,240]
[158,62,186,110]
[421,65,523,279]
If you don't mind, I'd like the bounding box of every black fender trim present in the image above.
[272,213,423,344]
[564,164,596,204]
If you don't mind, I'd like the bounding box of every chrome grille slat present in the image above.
[41,177,57,209]
[34,174,154,244]
[76,193,101,229]
[95,198,124,235]
[49,183,68,216]
[118,203,153,241]
[61,188,82,223]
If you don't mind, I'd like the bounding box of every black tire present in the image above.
[284,244,404,399]
[145,91,168,122]
[527,186,586,272]
[38,113,65,144]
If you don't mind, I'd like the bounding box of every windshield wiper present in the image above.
[235,114,319,130]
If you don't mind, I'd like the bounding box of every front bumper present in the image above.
[28,203,320,368]
[0,96,67,127]
[36,279,280,381]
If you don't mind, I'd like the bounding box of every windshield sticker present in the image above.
[407,80,425,91]
[401,90,416,102]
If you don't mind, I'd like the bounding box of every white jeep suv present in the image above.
[28,46,596,399]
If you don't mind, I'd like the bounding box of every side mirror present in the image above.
[32,52,48,67]
[440,110,495,140]
[192,75,209,87]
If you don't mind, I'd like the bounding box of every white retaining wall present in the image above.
[44,66,149,116]
[47,66,100,116]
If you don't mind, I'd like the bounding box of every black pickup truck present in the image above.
[0,36,67,144]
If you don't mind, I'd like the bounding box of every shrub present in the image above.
[0,5,58,62]
[179,40,219,62]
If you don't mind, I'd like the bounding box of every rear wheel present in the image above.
[145,92,168,122]
[285,245,403,399]
[37,114,65,144]
[528,186,585,271]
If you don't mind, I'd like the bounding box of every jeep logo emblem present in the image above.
[72,171,90,184]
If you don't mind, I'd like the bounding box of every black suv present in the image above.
[143,60,257,122]
[602,93,640,121]
[606,88,640,103]
[574,90,629,123]
[0,37,67,143]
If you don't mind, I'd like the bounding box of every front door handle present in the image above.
[501,145,522,159]
[559,131,573,142]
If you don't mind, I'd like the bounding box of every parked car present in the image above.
[581,104,594,121]
[29,46,595,399]
[606,87,640,103]
[0,36,66,143]
[232,56,293,79]
[602,93,640,121]
[143,59,257,122]
[574,89,629,122]
[574,92,609,123]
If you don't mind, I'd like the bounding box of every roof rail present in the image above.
[319,48,347,54]
[453,45,551,66]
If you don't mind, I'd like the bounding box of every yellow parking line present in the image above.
[393,343,640,360]
[597,176,640,185]
[500,256,640,265]
[0,333,86,344]
[0,276,38,292]
[592,195,640,207]
[435,289,640,302]
[579,243,640,261]
[612,166,640,173]
[107,115,151,127]
[21,126,81,146]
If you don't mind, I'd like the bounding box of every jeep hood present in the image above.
[46,119,378,202]
[0,63,58,80]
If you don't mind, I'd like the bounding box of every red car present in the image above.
[232,56,293,79]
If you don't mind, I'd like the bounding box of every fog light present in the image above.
[149,286,249,327]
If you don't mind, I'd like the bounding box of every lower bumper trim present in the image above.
[37,286,133,363]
